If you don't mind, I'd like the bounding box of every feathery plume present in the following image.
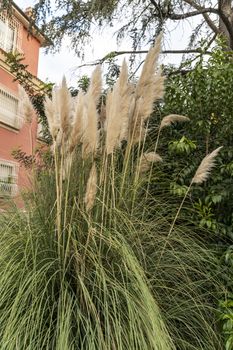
[82,94,99,157]
[58,77,71,139]
[160,114,190,129]
[105,59,132,153]
[130,34,164,142]
[87,65,102,106]
[192,146,222,184]
[85,163,98,211]
[105,82,121,154]
[70,91,84,152]
[44,95,60,139]
[18,85,34,124]
[118,59,132,143]
[138,151,162,173]
[135,33,162,98]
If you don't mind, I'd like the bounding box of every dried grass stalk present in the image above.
[105,59,131,154]
[82,94,99,157]
[138,152,162,173]
[87,65,102,106]
[135,33,162,99]
[131,34,164,142]
[85,163,98,211]
[44,95,60,139]
[18,85,34,124]
[70,91,84,152]
[58,77,71,139]
[118,60,133,143]
[105,83,120,154]
[160,114,190,129]
[192,146,222,184]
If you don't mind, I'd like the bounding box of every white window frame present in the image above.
[0,12,22,53]
[0,84,21,129]
[0,159,19,197]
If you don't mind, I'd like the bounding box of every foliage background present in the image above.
[152,45,233,348]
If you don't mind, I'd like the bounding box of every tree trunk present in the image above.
[218,0,233,49]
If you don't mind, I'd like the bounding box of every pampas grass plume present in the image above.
[70,91,84,152]
[106,59,131,153]
[135,33,162,98]
[192,146,222,184]
[85,163,98,211]
[138,152,162,173]
[59,77,71,139]
[160,114,190,129]
[105,83,120,154]
[82,94,99,157]
[87,65,102,106]
[44,95,60,139]
[118,59,132,143]
[130,34,164,142]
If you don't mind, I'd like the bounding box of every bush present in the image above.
[155,44,233,348]
[0,38,224,349]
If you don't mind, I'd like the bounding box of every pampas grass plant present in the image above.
[0,35,224,349]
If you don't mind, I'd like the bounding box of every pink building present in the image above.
[0,2,45,205]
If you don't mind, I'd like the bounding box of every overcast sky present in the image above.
[15,0,197,85]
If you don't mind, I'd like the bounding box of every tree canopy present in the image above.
[30,0,233,57]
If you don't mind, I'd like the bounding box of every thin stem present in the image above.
[63,152,73,229]
[54,144,61,263]
[142,125,162,220]
[157,181,193,265]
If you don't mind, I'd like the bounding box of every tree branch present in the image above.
[78,49,212,68]
[183,0,233,39]
[169,8,219,20]
[202,12,220,34]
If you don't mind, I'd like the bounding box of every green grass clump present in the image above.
[0,35,224,349]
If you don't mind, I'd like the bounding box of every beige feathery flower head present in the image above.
[105,59,132,154]
[135,33,162,99]
[44,95,60,139]
[82,93,99,158]
[70,91,84,152]
[105,82,120,154]
[192,146,222,184]
[130,34,164,143]
[58,76,72,139]
[87,65,102,106]
[85,163,98,212]
[118,59,132,143]
[138,151,162,173]
[160,114,190,129]
[18,85,34,124]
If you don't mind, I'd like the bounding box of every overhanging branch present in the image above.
[183,0,233,39]
[78,49,212,68]
[169,8,219,20]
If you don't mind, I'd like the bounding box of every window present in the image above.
[0,18,15,52]
[0,160,18,197]
[0,86,20,128]
[0,12,22,53]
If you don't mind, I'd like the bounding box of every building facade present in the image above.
[0,2,45,205]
